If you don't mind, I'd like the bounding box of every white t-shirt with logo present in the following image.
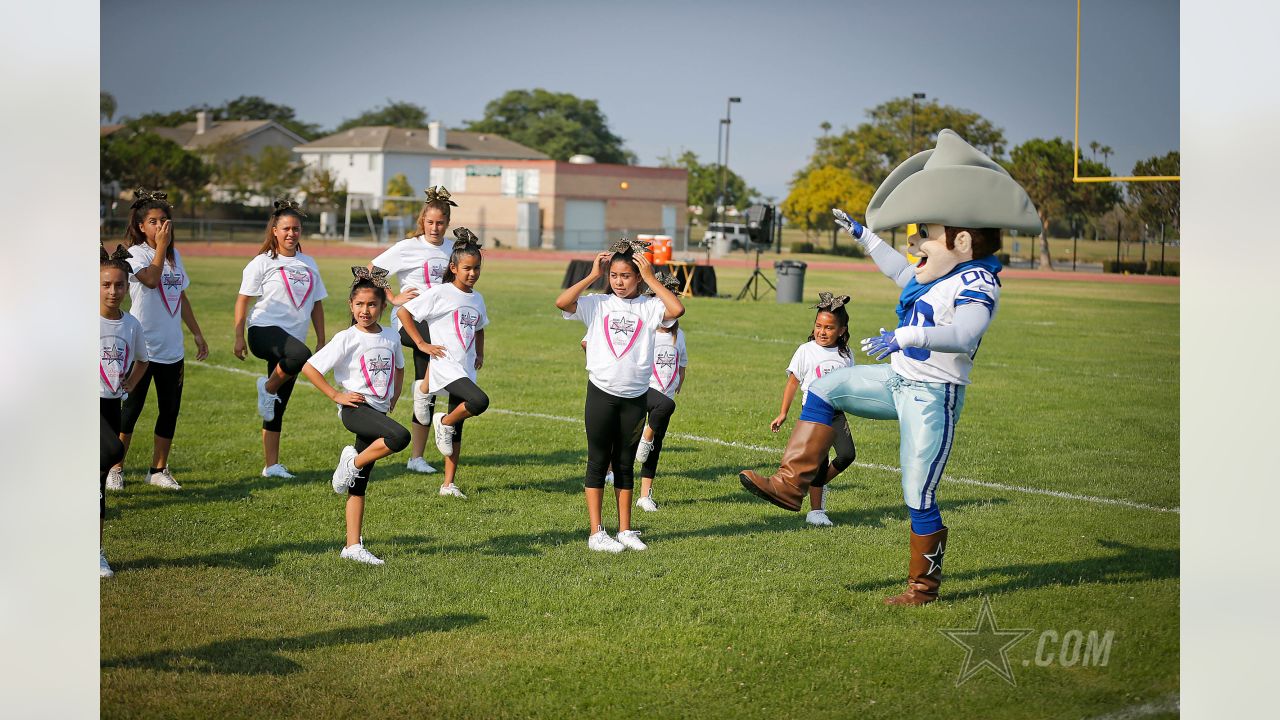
[402,283,489,393]
[649,328,688,398]
[372,235,455,333]
[126,244,190,364]
[100,311,149,400]
[238,252,329,342]
[306,325,405,414]
[565,293,674,399]
[786,340,856,404]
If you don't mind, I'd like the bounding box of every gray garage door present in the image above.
[562,200,606,250]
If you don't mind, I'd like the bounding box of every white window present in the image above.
[501,168,539,198]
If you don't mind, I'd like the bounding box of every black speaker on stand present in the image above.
[736,204,777,301]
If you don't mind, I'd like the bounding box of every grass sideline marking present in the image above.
[191,360,1178,515]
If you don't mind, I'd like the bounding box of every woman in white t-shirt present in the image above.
[233,199,328,479]
[769,292,859,526]
[110,189,209,492]
[556,239,684,553]
[370,185,457,475]
[398,228,490,499]
[100,246,149,578]
[301,269,409,566]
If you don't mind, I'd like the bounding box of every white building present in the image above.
[294,122,548,205]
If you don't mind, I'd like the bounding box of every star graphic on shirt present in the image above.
[365,356,392,379]
[162,272,183,290]
[938,597,1033,686]
[101,345,126,368]
[610,317,636,337]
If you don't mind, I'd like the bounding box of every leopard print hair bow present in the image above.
[100,243,132,263]
[814,292,851,311]
[644,270,682,296]
[424,185,459,207]
[273,197,307,216]
[350,265,391,289]
[452,227,481,248]
[131,188,168,208]
[609,236,651,255]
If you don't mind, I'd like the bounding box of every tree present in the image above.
[658,150,756,225]
[336,100,430,132]
[101,92,117,123]
[100,126,211,208]
[125,96,321,139]
[1006,137,1120,270]
[382,173,416,216]
[781,166,874,244]
[1128,152,1180,232]
[796,96,1006,189]
[301,167,347,212]
[465,89,635,164]
[210,145,304,203]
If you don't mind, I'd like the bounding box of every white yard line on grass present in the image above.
[1085,694,1179,720]
[191,360,1179,515]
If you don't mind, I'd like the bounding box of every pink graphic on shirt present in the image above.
[602,312,642,359]
[279,266,314,309]
[814,359,849,381]
[652,345,680,391]
[100,341,129,393]
[159,270,184,316]
[454,307,480,350]
[359,350,394,399]
[423,259,447,288]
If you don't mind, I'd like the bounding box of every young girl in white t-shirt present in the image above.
[770,292,858,526]
[100,245,149,578]
[110,189,208,492]
[301,268,409,566]
[370,185,458,475]
[233,199,328,479]
[556,240,685,553]
[634,271,689,511]
[398,228,490,499]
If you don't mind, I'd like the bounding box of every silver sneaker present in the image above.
[406,456,438,474]
[604,470,614,486]
[412,383,434,426]
[340,543,384,566]
[432,412,455,457]
[588,530,625,553]
[256,376,279,422]
[805,509,834,527]
[636,495,659,512]
[105,467,124,491]
[331,446,358,494]
[261,463,295,479]
[148,468,181,490]
[438,483,467,499]
[99,548,114,578]
[635,438,655,463]
[617,529,648,551]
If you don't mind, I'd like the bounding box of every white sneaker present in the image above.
[604,471,615,486]
[105,467,123,491]
[588,530,625,553]
[148,468,181,489]
[617,529,648,551]
[340,543,385,566]
[413,383,434,426]
[262,463,295,479]
[256,376,279,422]
[99,548,114,578]
[636,495,659,512]
[636,438,655,463]
[806,509,834,527]
[438,483,467,499]
[331,446,358,494]
[432,412,455,457]
[406,456,438,473]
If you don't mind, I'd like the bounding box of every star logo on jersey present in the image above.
[101,344,126,368]
[159,270,184,316]
[454,307,480,350]
[280,267,314,309]
[602,312,642,358]
[100,340,129,393]
[938,597,1033,686]
[359,350,394,399]
[424,259,447,287]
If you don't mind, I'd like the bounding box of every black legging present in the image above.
[119,359,184,439]
[639,388,677,480]
[100,398,124,519]
[584,381,647,490]
[812,412,857,488]
[248,325,311,433]
[442,377,489,443]
[399,319,435,426]
[339,405,411,497]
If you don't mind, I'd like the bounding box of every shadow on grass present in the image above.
[118,534,437,571]
[102,613,485,675]
[843,539,1179,599]
[110,472,326,512]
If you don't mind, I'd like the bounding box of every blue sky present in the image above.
[101,0,1178,201]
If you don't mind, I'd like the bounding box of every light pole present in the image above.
[716,96,741,225]
[909,92,926,154]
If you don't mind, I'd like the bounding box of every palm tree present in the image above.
[100,92,117,123]
[1089,141,1100,161]
[1100,145,1113,170]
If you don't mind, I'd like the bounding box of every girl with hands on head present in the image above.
[301,268,410,566]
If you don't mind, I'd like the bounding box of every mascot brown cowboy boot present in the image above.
[738,129,1041,606]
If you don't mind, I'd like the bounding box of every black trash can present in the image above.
[774,260,807,303]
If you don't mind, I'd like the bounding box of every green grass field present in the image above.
[101,255,1179,719]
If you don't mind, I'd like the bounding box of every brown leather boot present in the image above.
[739,421,835,512]
[884,527,948,606]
